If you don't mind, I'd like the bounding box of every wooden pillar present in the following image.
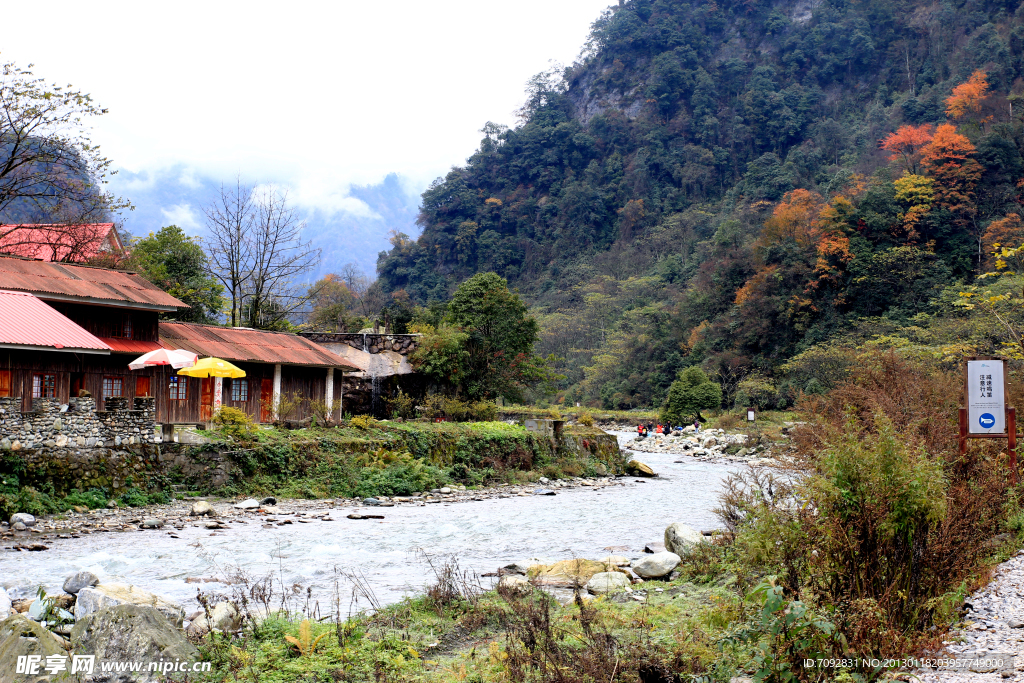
[213,377,223,414]
[272,364,282,420]
[958,408,968,456]
[1010,407,1018,484]
[325,368,334,419]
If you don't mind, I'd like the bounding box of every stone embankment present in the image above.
[1,476,631,548]
[624,428,779,465]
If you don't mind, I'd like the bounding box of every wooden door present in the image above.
[200,378,214,422]
[0,370,10,397]
[260,378,273,422]
[135,376,151,397]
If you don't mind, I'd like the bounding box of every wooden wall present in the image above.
[0,350,343,424]
[47,302,159,342]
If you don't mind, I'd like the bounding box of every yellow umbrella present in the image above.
[177,357,246,378]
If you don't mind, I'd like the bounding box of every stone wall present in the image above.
[299,332,419,355]
[2,442,236,496]
[0,396,157,451]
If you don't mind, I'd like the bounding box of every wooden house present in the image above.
[0,255,358,426]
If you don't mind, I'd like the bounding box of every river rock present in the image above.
[627,460,655,477]
[190,501,215,517]
[0,588,10,619]
[10,513,35,527]
[664,523,703,555]
[141,518,164,529]
[75,584,184,627]
[0,614,66,682]
[644,542,666,554]
[233,499,259,510]
[631,552,682,579]
[63,571,99,597]
[586,572,631,594]
[72,605,198,683]
[12,522,26,532]
[363,498,382,506]
[599,555,631,567]
[187,601,240,635]
[259,496,277,506]
[497,575,532,596]
[534,489,556,495]
[531,559,624,587]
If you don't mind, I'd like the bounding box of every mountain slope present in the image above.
[377,0,1024,407]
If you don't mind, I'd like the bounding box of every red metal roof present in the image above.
[0,255,185,310]
[0,224,121,262]
[97,338,165,354]
[158,322,360,369]
[0,290,111,353]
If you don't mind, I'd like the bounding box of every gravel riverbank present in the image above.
[0,476,632,550]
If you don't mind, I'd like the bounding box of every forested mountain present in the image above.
[376,0,1024,408]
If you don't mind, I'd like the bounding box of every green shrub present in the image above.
[389,391,417,419]
[355,463,448,497]
[212,406,256,441]
[579,412,595,427]
[349,415,378,430]
[660,367,722,424]
[62,488,108,510]
[119,487,151,507]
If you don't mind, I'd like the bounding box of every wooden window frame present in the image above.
[0,370,10,398]
[230,378,248,402]
[102,376,124,399]
[168,376,188,401]
[32,373,56,399]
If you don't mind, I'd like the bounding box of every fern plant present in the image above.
[285,619,329,657]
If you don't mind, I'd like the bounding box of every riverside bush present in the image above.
[211,406,256,442]
[720,352,1014,661]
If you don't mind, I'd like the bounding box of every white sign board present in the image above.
[967,359,1006,434]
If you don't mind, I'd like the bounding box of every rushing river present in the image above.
[0,433,736,612]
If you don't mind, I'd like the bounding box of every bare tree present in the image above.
[203,182,321,329]
[243,187,321,329]
[203,179,255,327]
[0,60,127,231]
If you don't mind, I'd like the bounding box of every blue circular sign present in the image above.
[979,413,996,429]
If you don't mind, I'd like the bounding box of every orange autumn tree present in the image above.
[757,188,825,252]
[880,124,934,174]
[920,123,982,216]
[945,70,990,123]
[981,214,1024,268]
[808,194,856,298]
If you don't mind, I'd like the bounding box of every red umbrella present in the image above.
[128,348,198,370]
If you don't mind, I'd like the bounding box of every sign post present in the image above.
[960,357,1018,481]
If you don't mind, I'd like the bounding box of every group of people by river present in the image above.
[636,420,700,438]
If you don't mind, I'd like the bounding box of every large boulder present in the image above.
[627,460,656,477]
[664,523,703,556]
[74,584,184,628]
[187,602,240,635]
[9,513,35,527]
[631,552,682,579]
[63,571,99,595]
[497,575,532,596]
[530,559,625,588]
[585,572,631,595]
[0,614,67,683]
[71,605,197,683]
[189,501,215,517]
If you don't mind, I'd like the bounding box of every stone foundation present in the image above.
[0,396,158,451]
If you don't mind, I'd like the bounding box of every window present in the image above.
[102,377,123,399]
[168,376,188,401]
[111,313,133,339]
[230,379,248,402]
[0,370,10,398]
[32,374,56,399]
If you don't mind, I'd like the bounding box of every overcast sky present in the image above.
[1,0,614,217]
